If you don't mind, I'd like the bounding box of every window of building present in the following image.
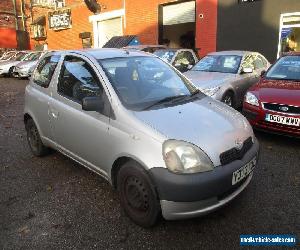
[31,24,46,40]
[31,0,65,8]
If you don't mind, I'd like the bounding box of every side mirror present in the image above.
[241,67,253,74]
[260,70,266,77]
[82,96,104,112]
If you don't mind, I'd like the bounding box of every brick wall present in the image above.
[27,0,124,50]
[195,0,217,57]
[124,0,172,44]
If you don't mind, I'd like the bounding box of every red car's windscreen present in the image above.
[266,55,300,81]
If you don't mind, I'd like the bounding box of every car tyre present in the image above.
[25,119,49,156]
[8,67,14,77]
[222,91,235,108]
[117,161,161,227]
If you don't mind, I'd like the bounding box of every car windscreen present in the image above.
[14,52,27,61]
[191,55,242,74]
[265,56,300,81]
[98,56,198,111]
[153,50,176,63]
[24,52,41,61]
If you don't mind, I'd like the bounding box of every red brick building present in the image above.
[24,0,217,57]
[0,0,27,49]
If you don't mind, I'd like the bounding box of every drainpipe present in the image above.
[12,0,18,30]
[20,0,25,31]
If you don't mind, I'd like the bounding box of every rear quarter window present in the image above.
[33,55,61,88]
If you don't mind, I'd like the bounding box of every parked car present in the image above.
[243,52,300,137]
[0,51,32,76]
[123,45,167,53]
[13,51,43,78]
[184,51,270,108]
[153,48,199,72]
[24,49,259,227]
[0,51,17,62]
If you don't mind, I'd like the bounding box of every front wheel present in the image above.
[222,91,235,108]
[117,161,161,227]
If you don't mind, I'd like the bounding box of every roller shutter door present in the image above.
[163,1,195,26]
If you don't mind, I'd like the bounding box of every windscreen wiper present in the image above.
[143,95,188,110]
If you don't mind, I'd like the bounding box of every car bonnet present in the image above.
[184,71,236,89]
[133,97,253,166]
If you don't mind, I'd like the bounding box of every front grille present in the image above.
[263,103,300,115]
[220,137,253,165]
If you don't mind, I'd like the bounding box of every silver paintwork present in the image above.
[184,51,270,107]
[24,49,255,220]
[161,173,253,220]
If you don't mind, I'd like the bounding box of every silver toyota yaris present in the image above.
[24,49,259,227]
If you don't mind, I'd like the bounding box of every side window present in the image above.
[174,51,195,66]
[58,56,103,103]
[253,54,266,70]
[33,55,60,88]
[241,54,255,70]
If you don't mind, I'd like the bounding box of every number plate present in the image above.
[265,114,300,127]
[232,157,256,185]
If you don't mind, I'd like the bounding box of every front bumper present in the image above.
[150,138,259,220]
[13,68,30,78]
[161,173,252,220]
[243,103,300,137]
[0,68,9,75]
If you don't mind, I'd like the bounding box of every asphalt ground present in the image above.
[0,77,299,249]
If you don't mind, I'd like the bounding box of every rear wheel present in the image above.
[25,119,49,156]
[222,91,235,108]
[117,161,161,227]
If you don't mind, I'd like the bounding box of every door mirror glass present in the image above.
[242,67,253,74]
[82,96,104,112]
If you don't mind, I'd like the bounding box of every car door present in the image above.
[28,54,61,141]
[49,54,112,177]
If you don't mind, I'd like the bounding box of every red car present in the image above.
[243,52,300,137]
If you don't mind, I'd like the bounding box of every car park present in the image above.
[184,51,270,108]
[24,49,259,227]
[0,51,32,76]
[13,51,43,78]
[153,48,199,72]
[123,45,167,53]
[243,52,300,137]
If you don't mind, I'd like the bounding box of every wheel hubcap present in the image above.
[125,176,149,212]
[224,96,232,106]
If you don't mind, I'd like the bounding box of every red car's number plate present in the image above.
[265,114,300,127]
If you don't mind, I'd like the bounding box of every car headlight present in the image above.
[202,86,220,96]
[162,140,214,174]
[245,92,259,106]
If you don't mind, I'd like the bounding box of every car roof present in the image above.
[124,45,166,49]
[154,48,193,52]
[207,50,255,56]
[49,48,154,60]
